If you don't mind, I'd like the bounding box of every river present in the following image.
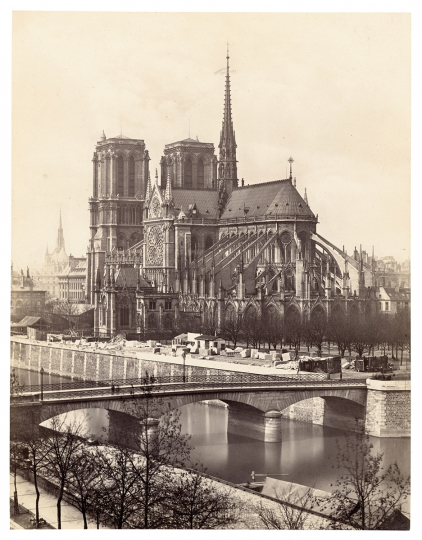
[13,367,410,499]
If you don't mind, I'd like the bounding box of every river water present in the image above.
[13,368,410,498]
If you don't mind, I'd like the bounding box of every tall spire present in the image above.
[218,43,238,197]
[56,209,65,251]
[304,187,308,206]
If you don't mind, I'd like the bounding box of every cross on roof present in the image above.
[288,156,294,179]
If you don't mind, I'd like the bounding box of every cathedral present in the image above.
[87,51,379,338]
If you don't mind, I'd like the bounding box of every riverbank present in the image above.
[10,458,333,530]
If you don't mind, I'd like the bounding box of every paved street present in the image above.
[10,474,110,529]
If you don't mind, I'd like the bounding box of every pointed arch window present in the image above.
[117,156,124,196]
[197,159,204,189]
[120,306,129,326]
[185,159,192,188]
[128,156,135,196]
[106,159,111,196]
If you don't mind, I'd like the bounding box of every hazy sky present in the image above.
[11,12,411,270]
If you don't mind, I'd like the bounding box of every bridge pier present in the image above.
[227,402,282,442]
[107,410,161,451]
[107,409,142,448]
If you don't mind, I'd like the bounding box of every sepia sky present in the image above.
[11,11,411,271]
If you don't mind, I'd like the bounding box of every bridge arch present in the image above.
[14,385,368,445]
[35,386,367,423]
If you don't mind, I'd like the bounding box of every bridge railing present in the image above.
[11,376,367,404]
[17,372,328,394]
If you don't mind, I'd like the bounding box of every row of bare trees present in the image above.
[10,384,239,529]
[216,307,410,360]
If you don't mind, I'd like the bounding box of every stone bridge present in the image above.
[11,381,372,443]
[11,378,410,442]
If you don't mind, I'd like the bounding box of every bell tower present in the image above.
[86,132,150,304]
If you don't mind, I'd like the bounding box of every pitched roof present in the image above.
[114,267,150,288]
[166,137,213,146]
[172,189,219,219]
[195,335,225,341]
[114,267,139,288]
[220,179,315,220]
[69,304,95,315]
[11,279,46,292]
[383,288,410,302]
[15,316,44,327]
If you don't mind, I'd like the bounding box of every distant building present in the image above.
[377,286,410,315]
[33,211,86,301]
[59,259,87,303]
[11,316,49,339]
[375,256,410,289]
[11,266,46,321]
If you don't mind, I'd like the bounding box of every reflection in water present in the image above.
[14,368,410,504]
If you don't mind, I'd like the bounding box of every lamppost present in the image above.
[40,367,44,401]
[182,350,186,383]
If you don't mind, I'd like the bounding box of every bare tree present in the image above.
[43,413,88,529]
[19,425,50,527]
[389,310,410,365]
[46,299,80,332]
[202,309,219,337]
[95,444,140,529]
[256,484,319,530]
[326,430,410,530]
[97,380,192,529]
[328,312,352,358]
[65,447,104,529]
[262,310,283,350]
[10,369,26,515]
[244,310,262,349]
[221,308,244,348]
[124,392,192,529]
[304,314,327,357]
[10,440,23,516]
[165,470,240,529]
[284,313,303,356]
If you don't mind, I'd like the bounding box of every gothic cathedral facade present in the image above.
[88,52,378,338]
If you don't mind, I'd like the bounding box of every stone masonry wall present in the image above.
[280,397,325,425]
[11,339,236,383]
[365,380,410,437]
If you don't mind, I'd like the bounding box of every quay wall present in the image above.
[10,338,410,439]
[10,338,254,382]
